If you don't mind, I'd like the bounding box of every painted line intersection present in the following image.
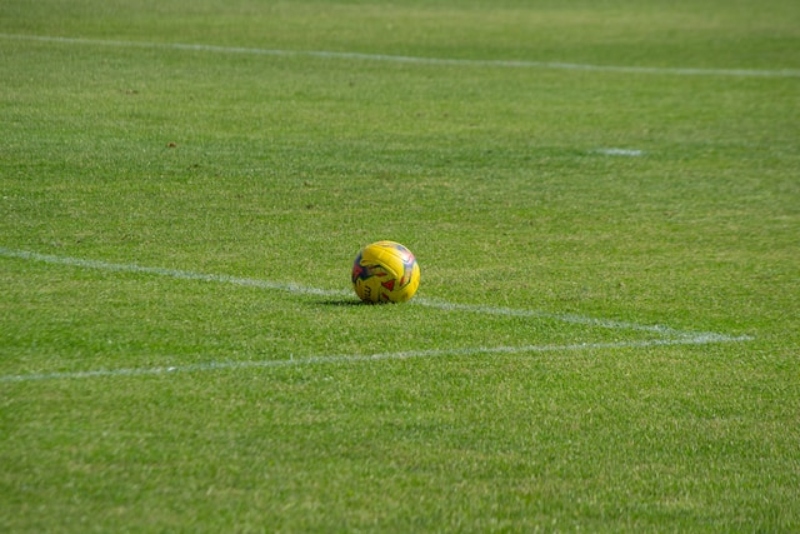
[1,248,751,382]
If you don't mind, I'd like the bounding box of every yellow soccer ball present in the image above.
[351,241,421,303]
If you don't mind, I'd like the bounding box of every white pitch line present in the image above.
[0,247,348,298]
[2,33,799,79]
[597,148,644,157]
[0,247,738,342]
[412,298,697,338]
[0,334,753,383]
[0,247,753,383]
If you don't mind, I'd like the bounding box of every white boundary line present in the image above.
[0,247,347,298]
[0,248,752,382]
[0,247,734,338]
[2,33,799,79]
[597,148,644,157]
[0,336,751,384]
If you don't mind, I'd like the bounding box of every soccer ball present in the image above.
[351,241,421,303]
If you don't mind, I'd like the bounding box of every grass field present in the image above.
[1,0,799,531]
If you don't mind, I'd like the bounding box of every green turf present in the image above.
[1,0,799,531]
